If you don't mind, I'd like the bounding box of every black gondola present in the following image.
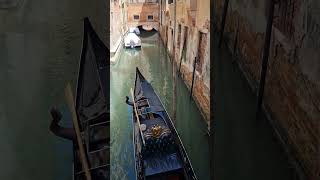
[73,17,110,180]
[129,68,197,180]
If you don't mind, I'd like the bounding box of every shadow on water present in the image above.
[213,30,297,180]
[111,32,210,180]
[0,0,107,179]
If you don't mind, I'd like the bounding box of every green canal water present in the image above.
[0,0,106,179]
[110,32,210,180]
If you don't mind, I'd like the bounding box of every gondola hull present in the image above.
[73,17,110,180]
[131,68,197,180]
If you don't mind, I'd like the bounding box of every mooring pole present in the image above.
[173,54,177,121]
[256,0,275,120]
[190,57,197,98]
[218,0,230,48]
[178,54,183,75]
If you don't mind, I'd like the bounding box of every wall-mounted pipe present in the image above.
[190,57,197,98]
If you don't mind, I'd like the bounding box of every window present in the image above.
[168,0,173,4]
[133,15,140,20]
[147,15,154,21]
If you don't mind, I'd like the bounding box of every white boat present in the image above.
[124,32,141,48]
[129,27,140,35]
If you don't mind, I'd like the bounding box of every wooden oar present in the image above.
[65,83,92,180]
[130,88,146,145]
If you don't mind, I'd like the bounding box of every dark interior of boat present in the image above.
[74,113,110,180]
[72,18,110,180]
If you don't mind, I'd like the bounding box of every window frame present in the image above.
[147,15,154,21]
[133,14,140,21]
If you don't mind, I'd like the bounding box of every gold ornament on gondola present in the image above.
[151,124,162,138]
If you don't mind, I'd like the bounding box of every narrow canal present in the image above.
[0,0,106,179]
[110,31,210,180]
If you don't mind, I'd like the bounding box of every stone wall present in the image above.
[213,0,320,178]
[159,0,210,129]
[110,0,127,54]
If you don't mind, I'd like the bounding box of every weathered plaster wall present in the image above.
[127,3,159,22]
[213,0,320,178]
[196,0,210,31]
[110,0,127,54]
[110,1,122,49]
[127,3,159,30]
[159,0,210,128]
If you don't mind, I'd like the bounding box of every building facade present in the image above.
[159,0,210,128]
[127,0,160,30]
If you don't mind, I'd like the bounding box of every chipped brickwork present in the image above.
[127,2,160,30]
[127,3,159,22]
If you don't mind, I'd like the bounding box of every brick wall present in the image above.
[213,0,320,178]
[127,3,159,23]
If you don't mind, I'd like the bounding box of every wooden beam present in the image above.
[130,88,146,145]
[65,83,92,180]
[190,57,197,98]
